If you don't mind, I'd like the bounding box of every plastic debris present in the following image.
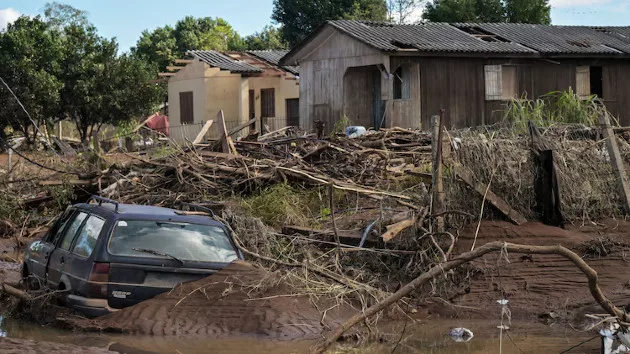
[448,327,474,342]
[345,126,367,138]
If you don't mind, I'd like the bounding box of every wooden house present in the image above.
[280,21,630,130]
[166,50,299,143]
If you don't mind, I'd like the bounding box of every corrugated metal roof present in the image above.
[458,23,630,55]
[328,21,536,54]
[247,50,300,75]
[188,50,263,74]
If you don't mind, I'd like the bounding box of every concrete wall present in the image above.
[168,59,300,144]
[168,60,208,143]
[248,74,300,130]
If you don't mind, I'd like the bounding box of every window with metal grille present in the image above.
[393,65,411,100]
[179,91,194,124]
[261,88,275,117]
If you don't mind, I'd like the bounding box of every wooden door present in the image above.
[248,90,255,119]
[286,98,299,127]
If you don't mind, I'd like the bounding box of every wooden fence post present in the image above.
[599,113,630,213]
[431,112,445,231]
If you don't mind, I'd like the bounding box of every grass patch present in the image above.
[505,89,611,131]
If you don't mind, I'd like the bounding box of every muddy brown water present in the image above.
[0,315,601,353]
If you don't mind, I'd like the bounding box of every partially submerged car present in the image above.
[23,196,242,317]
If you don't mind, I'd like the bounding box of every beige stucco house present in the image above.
[166,50,299,144]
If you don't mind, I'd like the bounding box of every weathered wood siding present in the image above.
[389,57,630,128]
[298,28,389,131]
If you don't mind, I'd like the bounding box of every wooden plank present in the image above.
[158,73,175,77]
[227,118,257,137]
[431,114,445,232]
[452,165,527,225]
[166,66,184,71]
[39,180,93,186]
[216,110,230,154]
[192,120,214,145]
[282,225,364,245]
[215,111,237,155]
[175,59,193,64]
[599,113,630,213]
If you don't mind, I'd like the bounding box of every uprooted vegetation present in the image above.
[2,99,630,351]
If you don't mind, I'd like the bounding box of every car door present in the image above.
[47,211,88,289]
[26,207,74,281]
[65,214,106,293]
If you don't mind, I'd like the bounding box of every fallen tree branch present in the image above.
[1,283,31,301]
[310,241,629,354]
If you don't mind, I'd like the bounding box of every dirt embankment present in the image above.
[64,261,357,339]
[439,220,630,320]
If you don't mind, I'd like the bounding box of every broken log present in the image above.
[282,225,363,245]
[381,216,415,242]
[1,283,31,301]
[310,241,630,353]
[452,165,527,226]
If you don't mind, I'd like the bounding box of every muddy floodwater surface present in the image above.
[0,315,600,353]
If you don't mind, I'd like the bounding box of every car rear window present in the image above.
[108,220,238,263]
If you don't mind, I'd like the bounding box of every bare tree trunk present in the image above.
[310,241,629,354]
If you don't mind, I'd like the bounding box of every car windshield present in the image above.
[108,220,238,263]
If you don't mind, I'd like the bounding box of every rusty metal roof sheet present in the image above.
[247,50,299,75]
[188,50,263,74]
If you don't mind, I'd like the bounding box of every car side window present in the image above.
[72,215,105,258]
[60,212,88,251]
[47,208,75,245]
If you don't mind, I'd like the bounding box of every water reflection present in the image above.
[0,315,603,354]
[0,316,7,337]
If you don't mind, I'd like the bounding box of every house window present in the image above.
[393,64,411,100]
[484,65,517,101]
[179,91,194,124]
[261,88,275,117]
[577,66,603,99]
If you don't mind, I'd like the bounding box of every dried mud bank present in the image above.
[432,220,630,321]
[62,261,357,339]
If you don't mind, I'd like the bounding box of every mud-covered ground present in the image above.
[1,220,628,353]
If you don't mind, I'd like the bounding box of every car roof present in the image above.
[73,203,224,226]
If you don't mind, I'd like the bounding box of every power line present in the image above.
[0,75,79,173]
[0,137,80,176]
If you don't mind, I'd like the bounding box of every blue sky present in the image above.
[1,0,629,52]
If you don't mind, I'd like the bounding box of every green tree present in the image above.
[134,26,177,72]
[505,0,551,24]
[0,16,63,144]
[58,24,160,142]
[423,0,551,23]
[422,0,477,22]
[43,1,89,29]
[387,0,425,24]
[475,0,505,22]
[272,0,388,47]
[132,16,245,72]
[244,25,288,50]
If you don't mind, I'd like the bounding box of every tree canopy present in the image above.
[243,25,288,50]
[422,0,551,24]
[132,16,245,72]
[272,0,388,47]
[0,3,161,144]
